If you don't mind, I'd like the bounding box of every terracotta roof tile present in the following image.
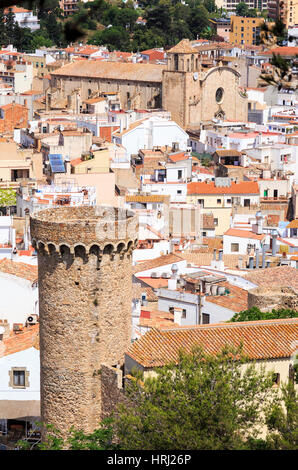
[287,219,298,229]
[0,258,37,282]
[1,325,39,358]
[224,228,266,241]
[126,318,298,367]
[244,266,298,289]
[187,181,259,195]
[51,61,164,83]
[133,253,183,274]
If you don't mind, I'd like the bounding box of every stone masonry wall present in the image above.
[30,206,138,438]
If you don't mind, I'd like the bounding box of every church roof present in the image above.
[51,60,164,83]
[167,39,196,54]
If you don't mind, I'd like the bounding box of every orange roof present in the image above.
[263,47,298,57]
[244,266,298,289]
[133,253,183,274]
[1,325,39,357]
[287,219,298,229]
[138,277,170,289]
[224,228,265,241]
[187,181,259,195]
[4,6,30,13]
[168,153,188,162]
[0,258,37,282]
[126,318,298,367]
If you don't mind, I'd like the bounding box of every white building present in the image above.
[6,6,40,31]
[0,259,38,327]
[112,116,188,160]
[0,325,40,438]
[0,217,15,260]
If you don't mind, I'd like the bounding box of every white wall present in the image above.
[0,347,40,401]
[0,273,38,326]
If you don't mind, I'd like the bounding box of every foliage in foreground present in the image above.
[17,347,298,450]
[230,307,298,323]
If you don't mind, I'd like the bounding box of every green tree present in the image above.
[0,8,8,46]
[265,381,298,450]
[114,347,277,450]
[236,2,249,17]
[88,26,131,51]
[230,307,298,323]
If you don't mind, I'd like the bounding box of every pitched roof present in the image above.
[167,39,196,54]
[187,181,259,195]
[51,60,164,83]
[0,258,37,282]
[126,318,298,367]
[224,228,265,241]
[133,253,184,274]
[244,266,298,289]
[287,219,298,229]
[214,149,242,157]
[1,324,39,358]
[205,282,248,312]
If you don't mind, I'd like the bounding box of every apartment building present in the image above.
[230,16,265,46]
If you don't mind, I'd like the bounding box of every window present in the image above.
[272,373,280,387]
[9,368,29,389]
[231,243,239,252]
[169,307,174,314]
[182,309,186,318]
[177,190,182,195]
[178,170,182,179]
[202,313,210,324]
[217,198,221,204]
[202,231,206,237]
[197,199,204,207]
[227,198,231,204]
[214,218,218,226]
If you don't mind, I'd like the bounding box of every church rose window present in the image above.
[215,87,224,103]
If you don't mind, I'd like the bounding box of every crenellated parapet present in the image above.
[30,206,139,258]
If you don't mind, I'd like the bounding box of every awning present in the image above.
[0,401,40,419]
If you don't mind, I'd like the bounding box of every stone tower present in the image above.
[30,206,138,437]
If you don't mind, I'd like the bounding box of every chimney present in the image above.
[168,278,177,290]
[262,246,266,269]
[255,248,259,269]
[173,307,183,325]
[238,256,243,269]
[272,234,277,256]
[249,256,254,269]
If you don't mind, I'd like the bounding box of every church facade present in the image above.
[162,39,248,128]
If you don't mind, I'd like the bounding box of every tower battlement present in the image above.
[30,206,139,255]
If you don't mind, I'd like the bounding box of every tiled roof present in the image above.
[179,252,250,269]
[126,194,170,203]
[287,219,298,229]
[262,47,298,57]
[167,39,196,54]
[51,61,164,83]
[0,258,37,282]
[1,325,39,358]
[139,308,178,329]
[132,282,158,302]
[244,266,298,289]
[138,277,170,289]
[187,181,259,195]
[126,318,298,367]
[206,282,248,312]
[167,153,188,162]
[214,150,242,157]
[224,228,266,241]
[133,253,184,274]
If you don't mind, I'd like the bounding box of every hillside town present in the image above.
[0,1,297,452]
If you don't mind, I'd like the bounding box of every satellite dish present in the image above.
[193,72,198,81]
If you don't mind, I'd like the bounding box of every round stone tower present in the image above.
[30,206,138,436]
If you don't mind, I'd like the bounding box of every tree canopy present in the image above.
[230,307,298,323]
[17,347,297,450]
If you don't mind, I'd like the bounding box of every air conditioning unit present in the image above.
[151,272,159,278]
[26,315,38,325]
